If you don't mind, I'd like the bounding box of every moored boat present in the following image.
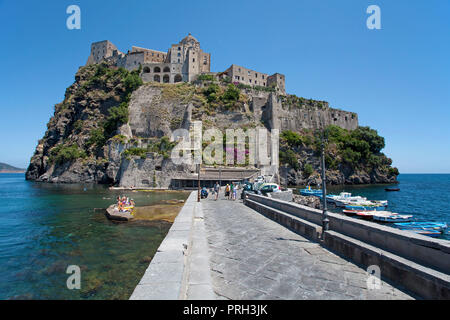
[404,229,442,237]
[372,213,413,223]
[355,210,378,220]
[385,188,400,192]
[394,222,447,231]
[299,186,322,196]
[344,204,387,211]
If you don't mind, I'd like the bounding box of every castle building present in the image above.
[86,34,285,93]
[224,64,285,95]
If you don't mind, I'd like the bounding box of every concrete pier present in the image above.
[130,189,449,300]
[204,192,413,300]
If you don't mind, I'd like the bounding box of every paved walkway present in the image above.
[202,192,414,300]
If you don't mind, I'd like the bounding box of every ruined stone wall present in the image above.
[86,40,121,65]
[265,93,358,131]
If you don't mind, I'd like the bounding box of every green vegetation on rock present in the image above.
[49,144,87,164]
[280,125,399,184]
[123,136,176,160]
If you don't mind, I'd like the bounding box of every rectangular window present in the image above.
[262,75,265,79]
[249,79,252,83]
[193,58,195,62]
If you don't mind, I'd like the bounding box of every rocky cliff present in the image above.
[26,62,399,187]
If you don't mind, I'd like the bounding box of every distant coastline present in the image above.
[0,162,25,173]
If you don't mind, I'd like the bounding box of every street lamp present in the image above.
[320,130,329,239]
[197,163,201,202]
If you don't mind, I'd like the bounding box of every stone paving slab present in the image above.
[202,192,414,300]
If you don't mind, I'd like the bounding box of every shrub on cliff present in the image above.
[103,102,129,137]
[49,144,87,164]
[279,149,299,170]
[197,74,215,82]
[123,137,176,160]
[122,70,143,96]
[203,83,220,103]
[222,84,240,102]
[303,163,314,177]
[123,147,147,159]
[86,127,106,148]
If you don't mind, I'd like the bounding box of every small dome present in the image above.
[181,33,199,44]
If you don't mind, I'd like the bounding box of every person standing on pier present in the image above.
[214,182,220,201]
[229,182,234,200]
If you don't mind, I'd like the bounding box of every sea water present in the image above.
[0,173,188,299]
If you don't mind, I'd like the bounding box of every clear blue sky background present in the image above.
[0,0,448,172]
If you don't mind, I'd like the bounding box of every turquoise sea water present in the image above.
[0,174,448,299]
[0,173,188,300]
[325,174,450,240]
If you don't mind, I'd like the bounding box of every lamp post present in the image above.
[197,163,201,202]
[320,131,329,239]
[285,163,289,189]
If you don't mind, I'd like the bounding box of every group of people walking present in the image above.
[211,182,237,201]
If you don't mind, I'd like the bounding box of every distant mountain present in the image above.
[0,162,25,173]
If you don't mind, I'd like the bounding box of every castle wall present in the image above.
[265,94,358,131]
[86,40,122,65]
[131,46,167,63]
[140,62,184,83]
[226,64,269,87]
[267,73,286,95]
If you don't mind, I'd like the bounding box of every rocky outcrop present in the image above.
[26,63,398,187]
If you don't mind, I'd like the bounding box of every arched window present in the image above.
[143,66,150,73]
[163,66,170,73]
[154,66,161,73]
[163,74,170,83]
[154,75,160,82]
[174,74,182,83]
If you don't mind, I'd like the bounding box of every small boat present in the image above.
[355,210,378,220]
[299,186,322,196]
[385,188,400,192]
[342,209,359,216]
[323,192,367,206]
[105,204,135,221]
[345,204,387,211]
[372,213,413,223]
[405,229,442,238]
[394,222,447,231]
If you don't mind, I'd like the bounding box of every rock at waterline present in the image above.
[105,204,134,221]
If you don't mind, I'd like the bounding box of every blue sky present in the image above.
[0,0,449,173]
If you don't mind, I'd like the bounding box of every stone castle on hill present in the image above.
[86,33,286,95]
[86,33,357,132]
